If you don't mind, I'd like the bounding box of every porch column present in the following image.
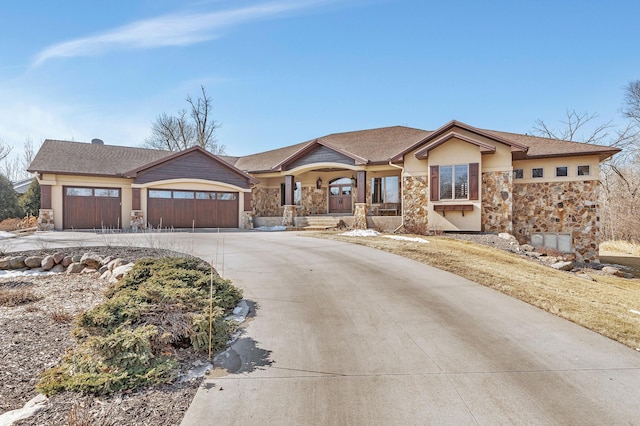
[130,187,144,231]
[37,184,54,231]
[352,171,367,229]
[282,175,296,227]
[356,171,366,203]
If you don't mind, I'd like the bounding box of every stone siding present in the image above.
[481,171,513,233]
[403,176,428,234]
[37,209,54,231]
[130,210,145,231]
[353,203,367,229]
[252,187,281,217]
[512,180,599,262]
[300,186,327,215]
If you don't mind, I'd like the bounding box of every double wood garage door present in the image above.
[63,187,239,229]
[147,189,238,228]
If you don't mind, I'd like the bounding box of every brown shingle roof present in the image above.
[28,140,173,176]
[483,129,622,159]
[235,126,431,172]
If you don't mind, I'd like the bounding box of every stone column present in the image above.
[37,209,54,231]
[282,205,296,227]
[241,211,254,229]
[130,210,145,231]
[353,203,367,230]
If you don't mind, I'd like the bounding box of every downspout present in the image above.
[388,161,405,234]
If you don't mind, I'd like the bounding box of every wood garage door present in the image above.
[147,190,239,229]
[63,187,121,229]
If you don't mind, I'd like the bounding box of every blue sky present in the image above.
[1,0,638,159]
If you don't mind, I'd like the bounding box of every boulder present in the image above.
[71,254,82,263]
[9,256,27,269]
[41,255,56,270]
[101,256,113,267]
[498,233,517,241]
[108,258,127,271]
[550,261,574,271]
[0,257,10,269]
[24,256,44,268]
[66,263,85,274]
[80,253,103,269]
[576,273,594,281]
[81,268,98,274]
[521,244,535,252]
[601,266,624,277]
[98,265,109,274]
[52,252,65,264]
[100,270,112,281]
[51,264,65,273]
[61,256,73,267]
[109,263,134,284]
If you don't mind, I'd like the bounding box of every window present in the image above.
[532,168,544,178]
[439,165,468,200]
[371,176,399,203]
[173,191,194,199]
[577,165,590,176]
[217,192,237,201]
[294,182,301,206]
[149,190,172,199]
[196,192,215,200]
[531,232,572,253]
[94,189,119,197]
[513,169,524,179]
[66,187,93,196]
[555,166,568,177]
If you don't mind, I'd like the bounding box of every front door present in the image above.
[329,182,352,214]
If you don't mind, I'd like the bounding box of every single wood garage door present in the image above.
[63,186,121,229]
[147,189,239,228]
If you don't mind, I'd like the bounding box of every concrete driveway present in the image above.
[6,231,640,424]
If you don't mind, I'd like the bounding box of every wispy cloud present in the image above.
[32,0,329,67]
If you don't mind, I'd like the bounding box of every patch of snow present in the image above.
[227,300,250,323]
[383,235,430,243]
[179,360,213,382]
[0,394,48,425]
[255,226,287,231]
[0,231,16,240]
[341,230,380,237]
[0,269,59,279]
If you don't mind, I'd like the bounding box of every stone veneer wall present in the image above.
[252,187,281,217]
[37,209,54,231]
[300,187,328,215]
[481,171,513,233]
[130,210,145,230]
[403,176,428,234]
[512,180,600,262]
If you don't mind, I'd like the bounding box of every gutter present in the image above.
[388,161,405,234]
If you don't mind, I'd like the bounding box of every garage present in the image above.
[63,186,121,229]
[147,189,239,229]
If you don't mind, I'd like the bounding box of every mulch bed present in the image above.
[0,247,209,426]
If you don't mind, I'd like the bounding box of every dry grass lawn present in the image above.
[314,232,640,350]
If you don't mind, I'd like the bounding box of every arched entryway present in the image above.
[328,177,353,214]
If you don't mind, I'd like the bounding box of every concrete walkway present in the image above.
[5,231,640,424]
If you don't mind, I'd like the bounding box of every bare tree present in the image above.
[21,137,36,173]
[623,80,640,123]
[0,138,12,163]
[144,86,225,154]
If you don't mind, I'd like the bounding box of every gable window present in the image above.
[438,165,468,200]
[577,165,590,176]
[555,166,568,177]
[532,168,544,178]
[513,169,524,179]
[371,176,399,203]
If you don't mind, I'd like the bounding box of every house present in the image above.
[28,120,620,262]
[12,177,34,195]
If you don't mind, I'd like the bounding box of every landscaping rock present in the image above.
[41,255,55,270]
[81,253,103,269]
[100,270,112,281]
[551,261,574,271]
[51,264,65,273]
[498,232,517,241]
[601,266,625,277]
[81,268,98,274]
[109,262,134,284]
[52,252,65,264]
[101,256,113,267]
[576,272,594,281]
[61,256,73,267]
[71,254,82,263]
[108,258,127,271]
[521,244,534,252]
[98,265,109,274]
[24,256,44,268]
[66,263,85,274]
[9,256,27,269]
[0,257,9,269]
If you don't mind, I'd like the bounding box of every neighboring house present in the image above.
[28,120,620,262]
[12,177,33,195]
